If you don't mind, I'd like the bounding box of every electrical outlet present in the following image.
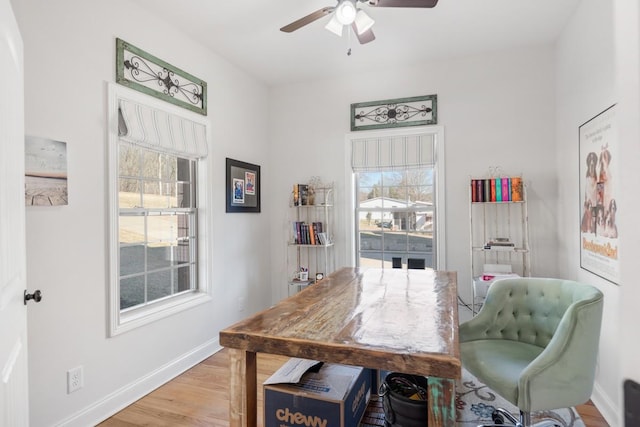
[67,366,84,394]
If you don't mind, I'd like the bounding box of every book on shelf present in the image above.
[472,179,481,201]
[495,178,501,202]
[483,238,515,250]
[300,184,309,206]
[490,179,496,202]
[483,244,516,251]
[483,179,490,202]
[501,178,510,202]
[308,223,315,245]
[317,232,329,246]
[293,184,299,206]
[470,177,524,203]
[293,221,326,245]
[511,177,523,202]
[293,184,312,206]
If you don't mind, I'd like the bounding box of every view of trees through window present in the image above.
[356,167,435,269]
[118,143,197,311]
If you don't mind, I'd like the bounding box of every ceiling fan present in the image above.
[280,0,439,45]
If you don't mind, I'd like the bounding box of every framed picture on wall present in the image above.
[226,158,261,213]
[578,104,619,284]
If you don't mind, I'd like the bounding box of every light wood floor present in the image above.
[99,348,609,427]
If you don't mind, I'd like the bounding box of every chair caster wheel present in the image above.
[492,410,505,424]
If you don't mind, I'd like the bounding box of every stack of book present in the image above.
[293,221,328,245]
[471,177,523,202]
[483,238,515,251]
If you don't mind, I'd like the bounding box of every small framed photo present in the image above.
[226,158,260,213]
[245,171,256,195]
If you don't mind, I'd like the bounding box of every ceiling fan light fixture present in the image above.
[324,14,344,36]
[335,0,357,25]
[354,9,375,35]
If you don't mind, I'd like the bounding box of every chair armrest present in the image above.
[517,296,603,411]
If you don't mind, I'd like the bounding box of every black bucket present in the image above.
[379,372,428,427]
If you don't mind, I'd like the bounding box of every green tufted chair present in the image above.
[459,277,604,427]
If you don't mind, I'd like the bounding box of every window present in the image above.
[108,84,211,336]
[348,127,445,269]
[118,145,197,310]
[356,168,434,268]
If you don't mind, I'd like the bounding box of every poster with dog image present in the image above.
[579,104,619,284]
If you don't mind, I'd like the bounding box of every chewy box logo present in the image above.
[265,390,339,427]
[275,408,328,427]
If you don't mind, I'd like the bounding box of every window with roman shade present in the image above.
[349,128,444,270]
[108,85,211,336]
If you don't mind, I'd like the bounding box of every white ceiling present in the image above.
[131,0,580,87]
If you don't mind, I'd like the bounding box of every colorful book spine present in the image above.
[490,179,496,202]
[503,178,511,202]
[484,179,491,202]
[477,179,484,202]
[511,177,523,202]
[311,223,317,245]
[295,221,302,244]
[309,223,316,245]
[471,180,477,202]
[471,177,523,203]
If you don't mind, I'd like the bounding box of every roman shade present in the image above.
[351,133,434,171]
[118,98,208,159]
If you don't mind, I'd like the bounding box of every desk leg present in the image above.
[427,377,455,426]
[228,348,257,427]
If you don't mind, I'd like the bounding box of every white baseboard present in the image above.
[54,338,223,427]
[592,381,621,427]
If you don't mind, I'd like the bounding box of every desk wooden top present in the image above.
[219,267,461,380]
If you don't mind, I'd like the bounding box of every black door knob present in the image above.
[24,290,42,305]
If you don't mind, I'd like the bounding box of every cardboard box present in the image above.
[264,361,371,427]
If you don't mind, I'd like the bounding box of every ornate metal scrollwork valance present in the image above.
[351,94,437,131]
[116,38,207,115]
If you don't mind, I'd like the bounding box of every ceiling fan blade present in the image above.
[367,0,438,7]
[280,7,335,33]
[351,24,376,44]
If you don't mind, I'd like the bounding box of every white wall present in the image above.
[555,0,631,425]
[11,0,272,425]
[268,46,558,310]
[614,0,640,425]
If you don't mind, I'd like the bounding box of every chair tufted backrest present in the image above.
[477,277,603,348]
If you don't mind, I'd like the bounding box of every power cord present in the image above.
[457,294,473,312]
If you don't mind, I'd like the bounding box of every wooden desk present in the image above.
[219,267,460,426]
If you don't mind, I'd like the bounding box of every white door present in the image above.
[0,0,30,426]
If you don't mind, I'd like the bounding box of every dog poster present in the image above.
[579,104,619,284]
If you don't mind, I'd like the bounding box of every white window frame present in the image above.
[107,83,212,337]
[344,126,446,270]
